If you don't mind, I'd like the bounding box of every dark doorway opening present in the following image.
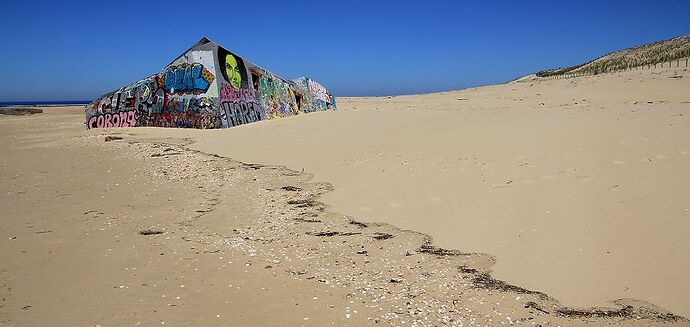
[294,92,302,111]
[251,72,261,94]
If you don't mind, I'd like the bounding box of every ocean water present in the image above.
[0,100,90,107]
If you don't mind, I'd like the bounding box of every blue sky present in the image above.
[0,0,689,101]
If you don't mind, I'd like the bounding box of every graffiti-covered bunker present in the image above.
[86,37,336,129]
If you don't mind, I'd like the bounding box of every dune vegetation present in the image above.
[537,34,690,77]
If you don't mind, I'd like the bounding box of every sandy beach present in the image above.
[1,66,689,326]
[190,66,690,316]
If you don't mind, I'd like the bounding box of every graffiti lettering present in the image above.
[220,84,255,103]
[221,101,263,127]
[135,79,166,115]
[87,111,136,129]
[162,63,215,94]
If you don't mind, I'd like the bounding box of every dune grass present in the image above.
[536,35,690,77]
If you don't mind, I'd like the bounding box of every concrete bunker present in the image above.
[86,37,336,129]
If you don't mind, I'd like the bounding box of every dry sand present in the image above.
[189,67,690,317]
[0,108,379,326]
[1,66,689,326]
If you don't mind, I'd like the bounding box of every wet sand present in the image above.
[1,66,689,326]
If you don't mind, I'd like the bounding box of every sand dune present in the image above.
[1,66,689,325]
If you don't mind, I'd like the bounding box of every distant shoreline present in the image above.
[0,101,90,107]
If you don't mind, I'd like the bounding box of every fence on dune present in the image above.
[525,57,690,82]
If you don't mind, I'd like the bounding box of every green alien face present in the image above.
[225,54,242,90]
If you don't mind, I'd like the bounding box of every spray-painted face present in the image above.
[225,54,242,90]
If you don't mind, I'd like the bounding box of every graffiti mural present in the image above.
[256,74,298,119]
[87,110,137,129]
[86,48,222,130]
[291,77,336,113]
[219,83,263,127]
[308,79,329,103]
[161,63,215,94]
[217,47,264,128]
[86,37,335,130]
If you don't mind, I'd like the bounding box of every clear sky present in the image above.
[1,0,689,101]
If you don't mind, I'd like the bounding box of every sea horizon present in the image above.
[0,100,91,107]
